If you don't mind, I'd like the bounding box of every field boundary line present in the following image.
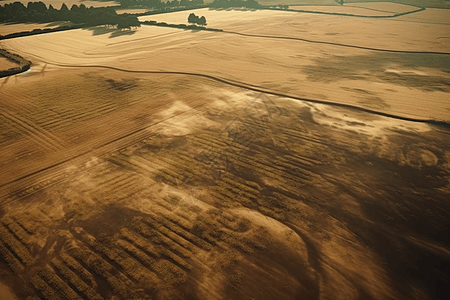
[281,6,425,18]
[47,64,450,126]
[220,31,450,55]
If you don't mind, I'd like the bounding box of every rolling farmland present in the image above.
[1,2,450,300]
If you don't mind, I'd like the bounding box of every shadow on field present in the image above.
[109,29,136,38]
[82,26,137,38]
[45,21,71,28]
[302,52,450,92]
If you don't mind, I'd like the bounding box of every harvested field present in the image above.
[0,4,449,300]
[345,0,450,9]
[288,2,417,16]
[343,1,422,13]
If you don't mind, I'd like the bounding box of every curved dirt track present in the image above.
[39,63,448,125]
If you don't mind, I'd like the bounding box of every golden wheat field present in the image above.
[1,3,450,300]
[288,2,416,15]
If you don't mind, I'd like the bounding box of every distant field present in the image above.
[205,0,339,5]
[289,2,417,15]
[0,4,449,300]
[343,1,422,12]
[345,0,450,9]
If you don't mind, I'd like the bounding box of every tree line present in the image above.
[117,0,204,9]
[210,0,261,9]
[0,2,140,28]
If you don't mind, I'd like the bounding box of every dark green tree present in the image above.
[198,16,206,26]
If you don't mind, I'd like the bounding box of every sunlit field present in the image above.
[1,2,450,300]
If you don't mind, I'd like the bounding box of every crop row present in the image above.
[221,172,261,191]
[37,266,81,300]
[0,240,24,273]
[68,248,111,282]
[30,274,60,300]
[157,198,196,222]
[117,238,186,287]
[0,114,24,144]
[39,103,119,130]
[208,209,251,233]
[13,213,40,234]
[59,252,96,287]
[119,229,191,280]
[116,239,157,268]
[142,216,195,252]
[188,134,304,189]
[193,210,269,254]
[1,217,35,246]
[93,172,132,194]
[154,169,181,186]
[0,223,35,266]
[27,85,141,130]
[120,228,160,258]
[159,247,192,271]
[129,217,192,259]
[209,183,256,209]
[155,214,212,251]
[151,259,187,286]
[69,247,134,299]
[281,154,318,167]
[218,178,258,202]
[75,228,159,284]
[155,207,193,230]
[230,155,304,188]
[123,220,193,271]
[154,151,207,185]
[51,258,104,300]
[275,159,318,182]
